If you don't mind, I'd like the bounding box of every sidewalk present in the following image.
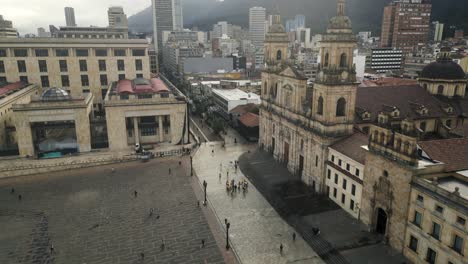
[193,142,324,264]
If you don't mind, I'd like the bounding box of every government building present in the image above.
[259,1,467,263]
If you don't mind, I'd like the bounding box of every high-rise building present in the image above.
[0,15,18,38]
[429,21,444,42]
[380,0,432,54]
[454,29,464,39]
[108,6,128,28]
[294,15,306,29]
[152,0,183,52]
[64,7,77,27]
[37,27,51,38]
[249,7,266,48]
[212,21,233,39]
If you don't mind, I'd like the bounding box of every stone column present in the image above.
[158,116,164,142]
[75,111,92,153]
[133,117,140,145]
[16,121,34,157]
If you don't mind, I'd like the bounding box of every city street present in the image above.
[0,157,224,264]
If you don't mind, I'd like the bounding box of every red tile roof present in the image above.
[419,138,468,172]
[239,112,259,127]
[360,78,418,87]
[330,131,368,164]
[0,82,27,97]
[116,78,170,94]
[230,103,258,114]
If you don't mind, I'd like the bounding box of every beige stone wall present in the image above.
[419,79,467,98]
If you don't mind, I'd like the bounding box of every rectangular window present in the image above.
[100,74,108,86]
[0,61,4,73]
[138,94,153,99]
[342,179,347,190]
[98,60,106,71]
[114,49,126,56]
[453,235,463,254]
[83,89,90,94]
[59,60,67,72]
[341,193,345,204]
[55,49,69,57]
[315,156,319,167]
[413,211,422,227]
[431,222,441,240]
[333,188,337,198]
[338,159,342,166]
[409,236,418,252]
[40,76,49,87]
[456,216,466,226]
[38,60,47,72]
[351,184,356,196]
[79,60,87,71]
[346,164,350,171]
[118,74,125,80]
[135,59,143,71]
[132,49,145,56]
[0,76,6,83]
[14,49,28,57]
[0,49,6,57]
[61,75,70,87]
[95,49,108,56]
[425,248,436,264]
[327,169,331,179]
[19,76,28,83]
[334,174,338,184]
[35,49,49,57]
[136,73,143,78]
[120,94,129,100]
[76,49,89,57]
[350,200,354,210]
[331,155,335,162]
[355,168,360,176]
[117,60,125,71]
[101,89,108,99]
[435,205,444,214]
[81,75,89,86]
[416,195,424,203]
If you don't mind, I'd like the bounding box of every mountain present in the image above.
[128,0,468,36]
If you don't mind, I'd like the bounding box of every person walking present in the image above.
[280,243,283,255]
[168,168,171,175]
[292,232,296,242]
[134,191,138,198]
[18,194,22,201]
[10,188,14,194]
[201,239,205,248]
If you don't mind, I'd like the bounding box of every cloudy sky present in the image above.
[2,0,152,34]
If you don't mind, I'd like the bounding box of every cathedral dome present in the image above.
[420,50,466,80]
[269,23,285,33]
[328,15,352,30]
[41,87,72,101]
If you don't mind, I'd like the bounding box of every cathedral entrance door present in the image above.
[376,208,388,235]
[283,142,289,164]
[298,155,304,177]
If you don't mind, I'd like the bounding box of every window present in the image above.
[334,174,338,184]
[456,216,466,226]
[413,211,422,227]
[346,164,350,171]
[83,89,90,94]
[0,61,4,73]
[420,122,426,132]
[132,49,145,56]
[138,94,153,99]
[351,184,356,196]
[437,85,444,95]
[61,75,70,87]
[452,235,463,254]
[327,169,331,179]
[355,168,360,176]
[114,49,126,56]
[98,60,106,71]
[141,127,156,136]
[118,74,125,80]
[425,248,436,264]
[342,179,347,190]
[117,60,125,71]
[59,60,68,72]
[341,193,345,204]
[317,96,323,115]
[276,50,282,60]
[431,222,441,240]
[0,76,6,83]
[19,76,28,84]
[120,94,129,100]
[338,159,342,166]
[14,49,28,57]
[81,75,89,86]
[340,53,347,67]
[383,170,389,177]
[326,186,330,195]
[350,200,354,210]
[135,59,143,71]
[35,49,49,57]
[76,49,89,56]
[40,76,50,87]
[333,188,337,198]
[136,74,143,78]
[38,60,47,72]
[79,60,87,71]
[95,49,108,56]
[446,119,452,128]
[100,74,108,86]
[409,236,418,252]
[435,205,444,214]
[0,49,6,57]
[331,155,335,162]
[324,53,329,67]
[55,49,69,57]
[315,155,318,167]
[336,98,346,117]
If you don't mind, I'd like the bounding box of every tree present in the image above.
[211,117,225,135]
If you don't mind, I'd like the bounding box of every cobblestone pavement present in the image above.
[0,157,224,264]
[193,142,324,264]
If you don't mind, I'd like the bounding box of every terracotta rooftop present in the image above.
[419,138,468,172]
[359,78,418,87]
[239,113,259,128]
[330,131,368,164]
[0,82,28,98]
[116,78,170,94]
[230,103,258,114]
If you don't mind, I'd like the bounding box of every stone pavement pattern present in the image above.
[0,157,224,264]
[193,142,324,264]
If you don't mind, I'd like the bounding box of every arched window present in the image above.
[380,132,385,144]
[423,83,428,90]
[446,119,452,128]
[454,85,459,96]
[263,81,267,95]
[340,53,347,67]
[395,138,401,151]
[324,53,329,67]
[276,50,282,60]
[336,98,346,117]
[383,170,389,177]
[437,85,444,95]
[420,122,426,132]
[317,96,324,115]
[373,130,379,142]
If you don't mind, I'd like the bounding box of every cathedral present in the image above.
[260,0,357,192]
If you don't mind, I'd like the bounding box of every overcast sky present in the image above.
[2,0,151,34]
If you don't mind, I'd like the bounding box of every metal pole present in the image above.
[225,218,230,250]
[203,180,207,205]
[190,156,193,176]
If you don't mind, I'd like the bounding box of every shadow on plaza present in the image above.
[239,148,406,264]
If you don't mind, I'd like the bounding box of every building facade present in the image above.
[367,48,403,74]
[108,6,128,28]
[152,0,183,52]
[0,15,18,38]
[64,7,77,27]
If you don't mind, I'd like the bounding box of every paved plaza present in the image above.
[0,157,224,264]
[193,142,324,264]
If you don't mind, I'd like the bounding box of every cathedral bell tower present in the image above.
[263,11,289,71]
[312,0,357,137]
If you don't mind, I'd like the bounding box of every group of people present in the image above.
[226,178,249,193]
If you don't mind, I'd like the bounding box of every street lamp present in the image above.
[225,218,230,250]
[203,180,208,205]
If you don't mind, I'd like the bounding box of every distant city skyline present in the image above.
[2,0,148,34]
